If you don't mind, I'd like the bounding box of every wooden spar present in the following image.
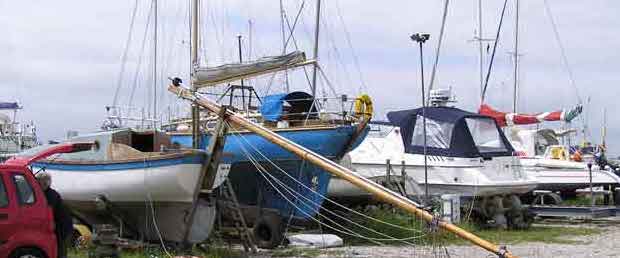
[167,84,517,258]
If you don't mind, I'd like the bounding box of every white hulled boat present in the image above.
[508,128,620,193]
[329,106,537,200]
[27,128,230,243]
[0,102,37,162]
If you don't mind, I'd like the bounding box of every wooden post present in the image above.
[168,84,519,258]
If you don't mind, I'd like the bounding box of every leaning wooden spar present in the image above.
[168,84,518,258]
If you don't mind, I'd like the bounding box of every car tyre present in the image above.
[10,248,46,258]
[253,214,284,249]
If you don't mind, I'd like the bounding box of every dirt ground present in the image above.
[296,223,620,258]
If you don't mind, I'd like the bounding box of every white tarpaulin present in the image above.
[194,51,310,87]
[287,234,343,248]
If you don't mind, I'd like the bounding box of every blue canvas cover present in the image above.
[387,106,514,158]
[260,91,318,122]
[0,102,19,110]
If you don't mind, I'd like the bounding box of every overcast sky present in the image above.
[1,0,618,154]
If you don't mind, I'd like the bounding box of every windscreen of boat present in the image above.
[411,115,454,149]
[465,118,508,154]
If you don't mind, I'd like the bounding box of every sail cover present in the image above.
[0,102,19,110]
[194,51,310,87]
[479,104,583,127]
[260,91,318,122]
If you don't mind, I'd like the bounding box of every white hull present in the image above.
[329,124,538,199]
[40,163,203,203]
[329,160,538,198]
[32,160,229,243]
[520,159,620,192]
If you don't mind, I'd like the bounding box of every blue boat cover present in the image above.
[0,102,19,110]
[260,91,318,122]
[387,106,514,158]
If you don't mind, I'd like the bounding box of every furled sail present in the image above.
[0,102,20,110]
[479,104,583,127]
[194,51,314,88]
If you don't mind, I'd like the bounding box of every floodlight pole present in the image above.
[411,33,430,205]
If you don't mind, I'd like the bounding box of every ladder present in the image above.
[220,179,258,253]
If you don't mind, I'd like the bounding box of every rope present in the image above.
[334,0,368,93]
[142,154,172,257]
[542,0,582,104]
[427,0,450,100]
[112,0,140,109]
[228,120,421,233]
[226,122,426,237]
[480,0,510,104]
[128,2,154,108]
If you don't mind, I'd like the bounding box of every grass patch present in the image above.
[561,195,606,206]
[68,246,245,258]
[328,206,601,246]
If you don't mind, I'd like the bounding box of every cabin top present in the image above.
[386,106,515,158]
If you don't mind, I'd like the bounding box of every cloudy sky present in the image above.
[1,0,618,154]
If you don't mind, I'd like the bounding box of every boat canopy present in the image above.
[194,51,313,88]
[387,107,514,158]
[260,91,318,122]
[0,102,19,110]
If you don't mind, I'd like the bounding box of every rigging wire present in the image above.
[225,121,424,234]
[542,0,589,139]
[480,0,510,104]
[112,0,140,109]
[333,0,368,93]
[227,126,427,243]
[542,0,583,104]
[129,1,154,109]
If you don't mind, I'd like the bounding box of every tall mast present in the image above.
[153,0,158,127]
[279,0,290,92]
[191,0,199,71]
[311,0,322,97]
[477,0,484,104]
[512,0,520,113]
[191,0,200,149]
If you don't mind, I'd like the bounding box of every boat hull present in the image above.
[519,158,620,192]
[31,154,219,243]
[329,159,538,199]
[170,125,368,219]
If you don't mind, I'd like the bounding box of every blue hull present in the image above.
[170,125,368,219]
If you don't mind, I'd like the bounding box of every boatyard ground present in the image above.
[68,221,619,258]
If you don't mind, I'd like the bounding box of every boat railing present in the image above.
[104,105,160,130]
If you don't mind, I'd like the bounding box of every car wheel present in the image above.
[253,214,284,249]
[10,248,46,258]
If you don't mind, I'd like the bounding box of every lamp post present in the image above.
[411,33,430,205]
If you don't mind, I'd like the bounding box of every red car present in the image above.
[0,142,95,258]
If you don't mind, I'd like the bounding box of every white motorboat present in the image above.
[27,128,230,243]
[509,128,620,193]
[329,106,538,200]
[0,102,37,162]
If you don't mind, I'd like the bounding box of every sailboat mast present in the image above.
[512,0,520,113]
[191,0,200,149]
[153,0,158,127]
[477,0,484,104]
[279,0,290,92]
[311,0,322,97]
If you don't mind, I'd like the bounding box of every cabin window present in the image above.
[465,118,508,153]
[0,177,8,207]
[12,174,35,205]
[411,115,454,149]
[131,133,155,152]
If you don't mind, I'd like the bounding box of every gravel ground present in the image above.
[283,224,620,258]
